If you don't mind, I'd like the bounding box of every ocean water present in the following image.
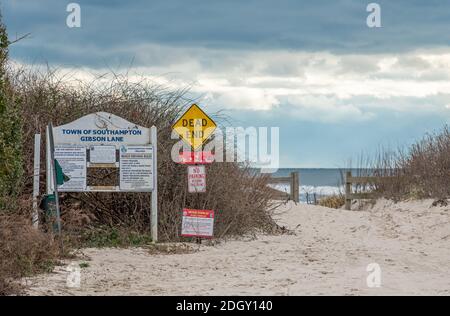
[262,168,357,203]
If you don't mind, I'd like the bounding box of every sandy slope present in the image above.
[24,199,450,296]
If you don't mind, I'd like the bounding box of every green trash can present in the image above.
[40,194,59,233]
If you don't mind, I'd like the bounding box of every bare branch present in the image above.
[9,32,31,45]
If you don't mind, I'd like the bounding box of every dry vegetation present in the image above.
[318,194,346,209]
[392,126,450,199]
[0,210,60,295]
[350,126,450,201]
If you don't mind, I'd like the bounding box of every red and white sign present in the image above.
[179,151,214,164]
[188,165,206,193]
[181,209,214,238]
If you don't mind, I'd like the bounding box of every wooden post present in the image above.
[32,134,41,229]
[290,172,294,202]
[345,171,352,210]
[46,127,53,195]
[151,126,158,243]
[290,172,299,203]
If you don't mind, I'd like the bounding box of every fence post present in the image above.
[290,172,299,203]
[345,171,352,210]
[290,172,294,202]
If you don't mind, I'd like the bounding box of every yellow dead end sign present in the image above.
[172,104,217,150]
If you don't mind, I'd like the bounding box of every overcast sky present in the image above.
[3,0,450,167]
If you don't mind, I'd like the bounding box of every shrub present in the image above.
[0,13,42,297]
[398,126,450,199]
[354,125,450,200]
[0,212,60,295]
[318,195,346,209]
[0,15,23,207]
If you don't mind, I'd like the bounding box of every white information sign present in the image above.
[187,165,206,193]
[119,145,153,191]
[50,112,153,193]
[181,209,214,238]
[89,145,116,164]
[54,145,87,192]
[47,112,159,241]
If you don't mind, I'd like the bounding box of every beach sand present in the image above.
[24,199,450,296]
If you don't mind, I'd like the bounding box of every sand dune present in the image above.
[24,199,450,296]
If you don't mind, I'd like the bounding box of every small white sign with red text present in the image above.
[181,209,214,238]
[187,165,206,193]
[179,151,214,164]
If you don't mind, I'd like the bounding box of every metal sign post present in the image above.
[151,126,158,242]
[173,104,217,240]
[47,123,63,240]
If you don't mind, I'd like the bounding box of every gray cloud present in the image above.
[4,0,450,67]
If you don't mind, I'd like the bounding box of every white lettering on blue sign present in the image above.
[53,112,150,146]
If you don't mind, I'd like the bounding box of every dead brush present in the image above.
[349,125,450,201]
[376,126,450,200]
[399,126,450,199]
[0,212,60,295]
[318,194,346,209]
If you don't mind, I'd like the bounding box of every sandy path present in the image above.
[24,199,450,296]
